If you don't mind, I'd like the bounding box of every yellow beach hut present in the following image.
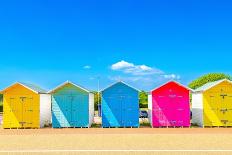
[192,79,232,127]
[2,82,51,129]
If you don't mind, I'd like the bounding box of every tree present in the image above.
[189,73,232,89]
[92,90,149,110]
[92,91,101,111]
[139,91,148,108]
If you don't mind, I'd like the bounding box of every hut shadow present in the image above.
[52,95,71,128]
[203,97,223,127]
[102,97,120,128]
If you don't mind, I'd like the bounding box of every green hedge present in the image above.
[140,103,148,109]
[189,73,231,89]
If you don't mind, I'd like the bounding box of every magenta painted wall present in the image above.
[151,81,191,127]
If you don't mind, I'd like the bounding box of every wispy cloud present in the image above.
[109,60,181,90]
[83,65,91,69]
[111,60,163,76]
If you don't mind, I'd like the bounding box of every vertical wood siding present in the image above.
[102,82,139,128]
[151,82,191,127]
[3,84,40,128]
[52,83,90,128]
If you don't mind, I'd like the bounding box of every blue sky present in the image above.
[0,0,232,91]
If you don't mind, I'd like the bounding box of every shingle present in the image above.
[20,82,47,94]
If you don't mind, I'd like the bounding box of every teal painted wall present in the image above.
[52,83,89,128]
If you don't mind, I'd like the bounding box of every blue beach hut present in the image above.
[48,81,94,128]
[101,81,140,128]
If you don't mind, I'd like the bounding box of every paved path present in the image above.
[0,128,232,155]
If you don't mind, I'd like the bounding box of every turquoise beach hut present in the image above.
[49,81,94,128]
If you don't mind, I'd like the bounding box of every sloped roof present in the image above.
[1,82,47,94]
[151,80,193,92]
[48,81,90,93]
[101,81,140,92]
[194,79,232,92]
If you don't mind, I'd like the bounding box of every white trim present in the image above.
[89,93,94,127]
[100,81,140,92]
[1,82,40,94]
[48,81,90,93]
[150,80,193,92]
[148,94,153,126]
[0,150,232,153]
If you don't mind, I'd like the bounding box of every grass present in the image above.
[140,122,151,127]
[91,123,102,128]
[191,123,200,128]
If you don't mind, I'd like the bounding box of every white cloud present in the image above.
[83,65,91,69]
[111,60,134,70]
[111,60,163,76]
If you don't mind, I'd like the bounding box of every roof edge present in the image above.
[1,82,42,94]
[100,81,141,92]
[150,80,193,92]
[48,81,91,94]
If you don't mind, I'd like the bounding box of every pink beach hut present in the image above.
[148,81,191,127]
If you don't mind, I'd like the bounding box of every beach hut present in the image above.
[48,81,94,128]
[101,81,140,128]
[2,82,51,129]
[192,79,232,127]
[148,81,191,127]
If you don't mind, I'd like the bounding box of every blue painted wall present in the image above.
[102,82,139,127]
[52,83,89,128]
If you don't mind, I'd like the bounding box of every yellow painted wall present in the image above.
[203,81,232,126]
[3,84,40,128]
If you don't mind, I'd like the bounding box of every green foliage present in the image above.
[189,73,232,89]
[139,91,148,108]
[91,91,149,110]
[91,123,101,128]
[92,91,101,111]
[140,122,151,127]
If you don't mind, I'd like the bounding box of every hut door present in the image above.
[227,94,232,125]
[154,108,166,127]
[19,96,34,128]
[72,95,86,127]
[122,96,131,127]
[78,96,89,127]
[66,95,73,127]
[70,95,77,127]
[54,95,66,127]
[19,96,27,128]
[176,95,186,127]
[67,95,74,127]
[204,94,220,126]
[220,86,228,109]
[9,96,18,128]
[112,95,122,127]
[120,95,127,127]
[25,97,34,128]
